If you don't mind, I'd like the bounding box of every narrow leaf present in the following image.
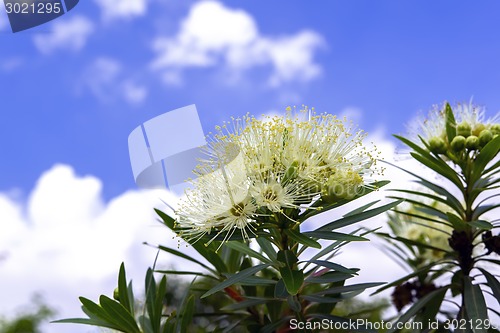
[468,220,493,230]
[118,263,133,315]
[478,268,500,307]
[307,260,358,275]
[99,295,141,333]
[285,228,321,249]
[463,278,488,333]
[387,288,448,333]
[225,241,273,263]
[445,102,457,143]
[315,200,402,232]
[202,264,271,298]
[179,295,195,333]
[304,231,368,241]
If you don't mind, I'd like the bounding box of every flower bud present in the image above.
[428,137,447,154]
[322,169,362,202]
[113,287,120,301]
[450,135,466,152]
[456,122,471,138]
[490,124,500,135]
[472,123,486,136]
[465,135,479,150]
[479,129,493,146]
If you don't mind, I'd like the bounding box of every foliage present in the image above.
[59,108,396,332]
[0,297,54,333]
[377,102,500,332]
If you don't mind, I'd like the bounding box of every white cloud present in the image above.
[122,79,148,104]
[0,164,190,333]
[80,57,148,104]
[94,0,147,20]
[151,0,324,87]
[33,16,94,55]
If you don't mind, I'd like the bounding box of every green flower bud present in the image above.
[472,123,486,136]
[465,135,479,150]
[490,124,500,135]
[113,287,120,301]
[428,137,447,154]
[479,129,493,146]
[456,122,472,138]
[450,135,466,152]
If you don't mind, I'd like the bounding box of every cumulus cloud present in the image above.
[94,0,147,20]
[151,0,324,87]
[32,16,94,55]
[80,57,148,104]
[0,164,192,333]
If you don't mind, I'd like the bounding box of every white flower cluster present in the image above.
[175,107,379,246]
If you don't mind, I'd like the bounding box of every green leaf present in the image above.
[277,250,298,267]
[274,279,289,299]
[387,288,448,333]
[445,102,457,143]
[301,295,342,303]
[221,297,271,311]
[447,212,466,231]
[468,220,493,230]
[378,233,450,255]
[315,200,402,232]
[279,268,304,296]
[52,318,122,331]
[152,276,167,332]
[390,188,462,216]
[99,295,141,333]
[463,278,488,333]
[373,261,441,295]
[472,135,500,184]
[238,276,277,286]
[415,285,447,324]
[307,260,358,275]
[154,270,216,279]
[157,245,215,274]
[225,241,273,263]
[287,295,301,312]
[303,231,368,241]
[256,237,277,261]
[410,150,463,190]
[305,272,354,284]
[155,208,176,229]
[384,160,465,215]
[343,200,380,217]
[301,180,391,220]
[260,316,294,333]
[311,282,384,296]
[473,203,500,220]
[179,295,195,333]
[201,264,271,298]
[79,297,118,326]
[477,268,500,307]
[117,263,134,315]
[395,133,464,190]
[285,228,321,249]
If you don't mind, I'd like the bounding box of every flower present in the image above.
[175,106,378,246]
[411,101,500,156]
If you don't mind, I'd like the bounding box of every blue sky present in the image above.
[1,1,500,330]
[2,0,500,200]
